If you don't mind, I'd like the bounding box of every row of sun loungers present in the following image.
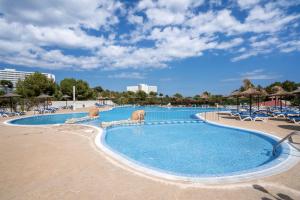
[238,113,270,122]
[34,107,59,114]
[229,107,300,124]
[0,110,26,118]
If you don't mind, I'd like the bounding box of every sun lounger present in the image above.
[288,116,300,124]
[292,118,300,124]
[238,114,252,121]
[0,112,8,117]
[238,113,269,122]
[252,114,269,122]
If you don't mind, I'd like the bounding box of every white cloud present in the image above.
[127,13,144,25]
[237,0,260,9]
[215,38,244,49]
[222,69,280,81]
[145,8,185,26]
[0,0,122,29]
[0,0,299,71]
[108,72,146,79]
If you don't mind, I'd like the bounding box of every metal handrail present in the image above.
[272,131,300,156]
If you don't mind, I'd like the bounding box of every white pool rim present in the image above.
[94,113,299,184]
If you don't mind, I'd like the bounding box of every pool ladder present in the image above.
[272,131,300,156]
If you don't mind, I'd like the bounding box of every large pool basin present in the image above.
[102,122,289,178]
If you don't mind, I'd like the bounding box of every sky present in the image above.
[0,0,299,96]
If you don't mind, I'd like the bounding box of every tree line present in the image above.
[0,73,299,110]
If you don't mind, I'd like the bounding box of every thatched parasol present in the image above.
[240,88,261,115]
[292,87,300,109]
[256,89,268,110]
[292,87,300,94]
[230,90,242,112]
[200,93,210,107]
[269,86,290,111]
[200,93,209,99]
[36,93,53,109]
[97,96,105,100]
[97,96,105,105]
[0,93,21,112]
[62,94,70,107]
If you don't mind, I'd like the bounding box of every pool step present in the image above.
[65,116,99,124]
[101,120,144,128]
[101,119,203,128]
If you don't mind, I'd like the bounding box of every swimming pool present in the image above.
[103,122,288,178]
[9,112,88,125]
[7,106,294,181]
[9,106,217,125]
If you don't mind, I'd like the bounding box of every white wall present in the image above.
[51,100,114,108]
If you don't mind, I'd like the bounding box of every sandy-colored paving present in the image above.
[0,109,300,200]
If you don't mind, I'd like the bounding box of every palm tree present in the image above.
[241,79,254,91]
[173,93,183,99]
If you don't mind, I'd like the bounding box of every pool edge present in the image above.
[93,113,299,184]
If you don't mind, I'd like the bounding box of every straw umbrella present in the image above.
[36,93,53,109]
[240,88,261,115]
[256,89,268,110]
[62,94,71,107]
[230,90,242,112]
[98,96,105,105]
[269,86,290,112]
[200,93,210,107]
[0,92,21,112]
[291,87,300,110]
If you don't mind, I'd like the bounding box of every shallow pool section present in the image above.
[9,112,88,125]
[9,106,218,126]
[103,123,287,177]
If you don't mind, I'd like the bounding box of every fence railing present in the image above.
[144,110,204,122]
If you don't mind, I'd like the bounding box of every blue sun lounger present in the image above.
[288,116,300,124]
[238,113,270,122]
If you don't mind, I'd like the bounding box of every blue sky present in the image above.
[0,0,299,96]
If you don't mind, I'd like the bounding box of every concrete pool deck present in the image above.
[0,109,300,199]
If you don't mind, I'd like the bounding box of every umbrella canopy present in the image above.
[240,88,261,96]
[36,93,53,109]
[255,89,268,110]
[240,88,261,115]
[258,89,268,96]
[292,87,300,94]
[200,93,209,99]
[230,91,242,112]
[62,94,70,99]
[36,93,53,99]
[200,93,210,107]
[269,86,291,111]
[230,90,242,97]
[0,93,21,112]
[97,96,105,100]
[62,94,70,107]
[292,87,300,110]
[269,86,290,97]
[0,93,21,98]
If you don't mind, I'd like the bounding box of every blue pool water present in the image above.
[9,112,88,125]
[104,123,283,177]
[84,106,217,126]
[9,106,217,125]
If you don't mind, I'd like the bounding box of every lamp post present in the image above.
[73,86,76,111]
[4,84,8,94]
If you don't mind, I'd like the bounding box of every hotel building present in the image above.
[127,84,158,94]
[0,68,55,88]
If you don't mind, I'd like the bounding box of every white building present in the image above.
[126,84,158,94]
[0,68,55,88]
